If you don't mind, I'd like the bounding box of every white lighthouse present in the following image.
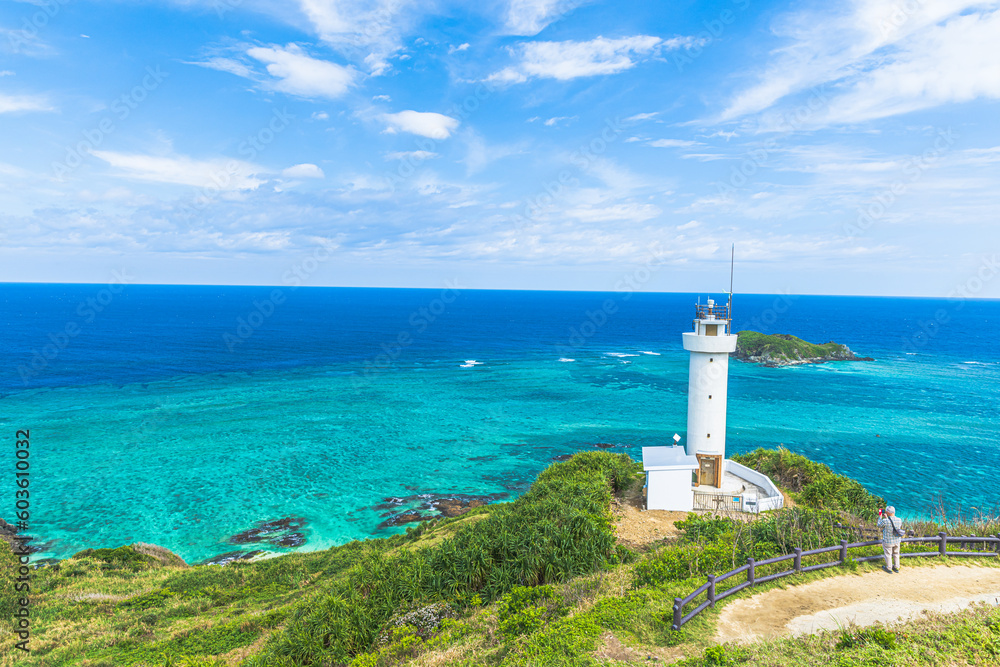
[641,267,786,513]
[682,296,738,489]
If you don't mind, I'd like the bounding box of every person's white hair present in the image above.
[886,506,895,515]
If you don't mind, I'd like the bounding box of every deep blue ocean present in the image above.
[2,284,998,563]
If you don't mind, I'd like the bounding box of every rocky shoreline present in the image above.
[734,332,874,367]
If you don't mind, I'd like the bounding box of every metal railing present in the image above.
[670,532,1000,631]
[692,491,744,513]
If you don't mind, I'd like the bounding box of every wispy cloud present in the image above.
[648,139,699,148]
[487,35,694,83]
[502,0,588,35]
[246,44,356,99]
[0,93,54,113]
[718,0,1000,126]
[297,0,420,75]
[91,151,266,190]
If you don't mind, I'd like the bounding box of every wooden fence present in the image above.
[671,532,1000,631]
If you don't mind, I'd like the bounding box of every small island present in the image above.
[735,330,874,367]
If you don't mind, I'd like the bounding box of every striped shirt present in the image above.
[877,515,903,546]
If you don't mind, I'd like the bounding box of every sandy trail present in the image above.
[715,563,1000,643]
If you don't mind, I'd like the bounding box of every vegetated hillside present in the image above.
[734,331,872,366]
[2,449,998,667]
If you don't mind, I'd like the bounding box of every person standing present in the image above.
[877,506,903,573]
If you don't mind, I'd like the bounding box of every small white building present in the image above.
[643,294,784,513]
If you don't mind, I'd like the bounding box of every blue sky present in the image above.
[1,0,998,296]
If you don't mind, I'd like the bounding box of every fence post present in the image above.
[746,557,755,586]
[672,598,682,631]
[707,575,716,607]
[938,532,947,557]
[794,547,802,573]
[839,539,848,565]
[993,535,999,554]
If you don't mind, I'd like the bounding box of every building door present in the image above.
[699,457,717,487]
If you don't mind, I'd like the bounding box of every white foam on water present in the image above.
[558,358,575,362]
[639,350,661,355]
[459,359,484,367]
[605,352,639,358]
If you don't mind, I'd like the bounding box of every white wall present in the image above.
[685,351,730,458]
[725,459,784,511]
[646,469,694,511]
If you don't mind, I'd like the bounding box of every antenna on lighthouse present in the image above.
[727,244,734,330]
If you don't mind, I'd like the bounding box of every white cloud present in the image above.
[91,151,266,190]
[677,220,700,230]
[282,163,325,179]
[719,1,1000,126]
[648,139,699,148]
[385,150,439,160]
[502,0,587,35]
[297,0,419,75]
[488,35,691,83]
[448,43,470,53]
[187,57,256,79]
[544,116,576,126]
[312,111,329,120]
[382,110,459,139]
[0,93,54,113]
[625,112,659,122]
[247,44,355,99]
[372,94,391,101]
[0,71,13,77]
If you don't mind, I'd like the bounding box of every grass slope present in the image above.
[1,449,997,667]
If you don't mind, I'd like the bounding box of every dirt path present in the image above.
[715,563,1000,643]
[612,486,687,549]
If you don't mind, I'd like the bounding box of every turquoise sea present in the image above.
[2,286,998,563]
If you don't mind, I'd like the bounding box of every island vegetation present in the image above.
[1,449,998,667]
[734,331,874,367]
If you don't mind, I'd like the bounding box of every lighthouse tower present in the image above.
[682,294,738,488]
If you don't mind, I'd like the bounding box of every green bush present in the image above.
[245,451,637,666]
[733,448,884,519]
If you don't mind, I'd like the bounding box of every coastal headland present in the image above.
[4,448,999,666]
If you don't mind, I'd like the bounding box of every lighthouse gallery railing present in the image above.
[670,532,1000,631]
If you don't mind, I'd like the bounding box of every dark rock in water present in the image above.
[552,454,573,461]
[370,491,510,529]
[403,484,420,491]
[228,517,307,548]
[197,550,265,566]
[468,455,497,462]
[0,518,44,553]
[594,442,615,449]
